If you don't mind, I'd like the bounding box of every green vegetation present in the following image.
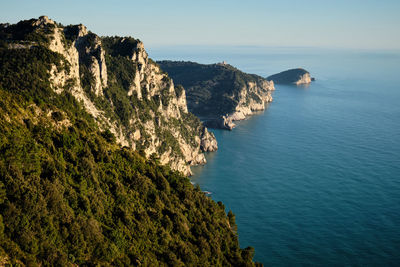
[169,112,203,148]
[98,37,207,159]
[0,19,260,266]
[106,54,137,92]
[0,91,252,265]
[157,61,268,118]
[0,18,54,45]
[101,36,139,58]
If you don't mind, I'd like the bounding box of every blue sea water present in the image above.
[150,46,400,266]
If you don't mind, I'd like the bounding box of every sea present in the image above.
[149,45,400,266]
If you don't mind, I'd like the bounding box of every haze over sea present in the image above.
[151,46,400,265]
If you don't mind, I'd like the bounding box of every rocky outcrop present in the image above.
[3,16,217,175]
[204,116,236,131]
[200,127,218,151]
[267,68,314,85]
[221,80,274,129]
[158,61,275,130]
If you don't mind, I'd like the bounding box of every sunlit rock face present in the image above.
[4,16,217,175]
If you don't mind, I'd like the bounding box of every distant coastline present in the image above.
[158,60,275,130]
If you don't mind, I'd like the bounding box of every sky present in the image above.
[1,0,400,50]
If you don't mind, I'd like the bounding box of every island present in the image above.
[266,68,315,85]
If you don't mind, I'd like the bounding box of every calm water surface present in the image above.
[151,46,400,265]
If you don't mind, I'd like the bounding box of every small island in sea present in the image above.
[267,68,315,85]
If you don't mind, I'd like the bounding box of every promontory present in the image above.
[157,61,275,130]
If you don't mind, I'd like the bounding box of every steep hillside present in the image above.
[158,61,275,130]
[0,17,258,266]
[0,16,217,175]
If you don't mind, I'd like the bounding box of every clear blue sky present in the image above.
[1,0,399,50]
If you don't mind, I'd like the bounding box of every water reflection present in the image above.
[297,82,311,89]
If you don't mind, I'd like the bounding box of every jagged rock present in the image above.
[130,41,148,66]
[200,127,218,151]
[32,15,54,27]
[267,68,314,85]
[158,61,275,130]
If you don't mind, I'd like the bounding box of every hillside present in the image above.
[0,16,217,176]
[0,17,258,266]
[157,61,275,130]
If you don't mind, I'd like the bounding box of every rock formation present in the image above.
[266,68,314,85]
[1,16,217,175]
[157,61,275,130]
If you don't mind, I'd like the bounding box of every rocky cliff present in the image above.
[0,17,261,266]
[267,68,314,85]
[158,61,275,130]
[0,16,216,175]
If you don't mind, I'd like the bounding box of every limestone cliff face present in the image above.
[294,72,312,85]
[15,16,217,175]
[157,61,275,130]
[267,68,314,85]
[222,79,274,130]
[200,128,218,151]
